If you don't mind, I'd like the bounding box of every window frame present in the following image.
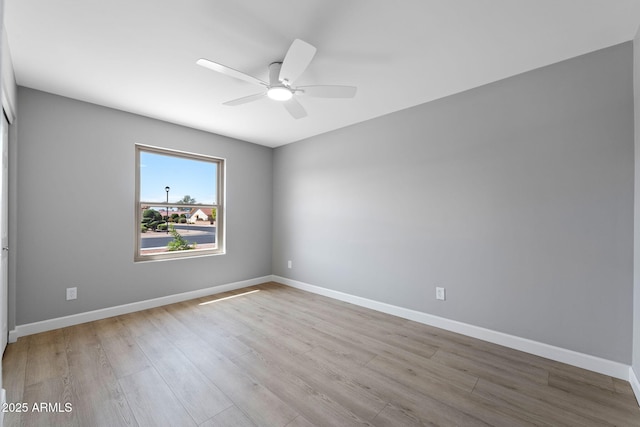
[134,144,225,262]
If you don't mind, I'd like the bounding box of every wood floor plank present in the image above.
[216,299,314,356]
[142,306,197,340]
[401,318,563,374]
[260,283,406,326]
[24,332,68,387]
[26,329,65,346]
[614,377,637,396]
[362,356,494,426]
[241,292,378,365]
[255,289,441,362]
[63,322,100,348]
[283,415,316,427]
[255,286,425,351]
[116,311,161,338]
[305,342,534,426]
[370,403,424,427]
[238,331,387,422]
[548,371,640,413]
[65,337,138,426]
[93,316,131,340]
[21,378,77,427]
[396,324,555,390]
[200,405,256,427]
[2,337,29,427]
[300,346,432,418]
[430,347,549,389]
[234,350,375,427]
[175,335,300,427]
[366,353,479,394]
[135,332,233,424]
[255,293,436,367]
[194,298,253,337]
[118,367,197,427]
[503,374,639,426]
[164,301,251,359]
[65,338,112,386]
[69,376,138,427]
[472,377,635,426]
[548,361,617,391]
[100,334,152,379]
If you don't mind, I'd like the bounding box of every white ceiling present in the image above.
[5,1,640,147]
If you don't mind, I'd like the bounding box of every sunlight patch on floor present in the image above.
[199,289,260,305]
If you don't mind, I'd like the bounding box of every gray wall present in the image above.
[273,43,634,363]
[15,87,273,325]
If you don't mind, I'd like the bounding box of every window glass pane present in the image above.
[140,151,217,204]
[140,206,217,256]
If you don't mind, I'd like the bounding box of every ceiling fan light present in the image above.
[267,86,293,101]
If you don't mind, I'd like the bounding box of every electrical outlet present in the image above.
[436,287,446,301]
[66,287,77,301]
[287,260,292,269]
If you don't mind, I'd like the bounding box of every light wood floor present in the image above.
[3,282,639,426]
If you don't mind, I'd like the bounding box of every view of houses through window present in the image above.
[136,145,224,261]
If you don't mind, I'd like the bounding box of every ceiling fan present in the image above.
[197,39,357,119]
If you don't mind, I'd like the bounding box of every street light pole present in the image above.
[165,186,170,234]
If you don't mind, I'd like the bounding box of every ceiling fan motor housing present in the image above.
[267,62,293,100]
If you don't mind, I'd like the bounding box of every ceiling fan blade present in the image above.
[197,58,267,87]
[283,97,307,119]
[223,92,266,106]
[279,39,317,84]
[298,85,357,98]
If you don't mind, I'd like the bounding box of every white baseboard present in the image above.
[8,275,272,342]
[273,275,631,381]
[630,367,640,406]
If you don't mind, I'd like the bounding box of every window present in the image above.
[135,145,224,261]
